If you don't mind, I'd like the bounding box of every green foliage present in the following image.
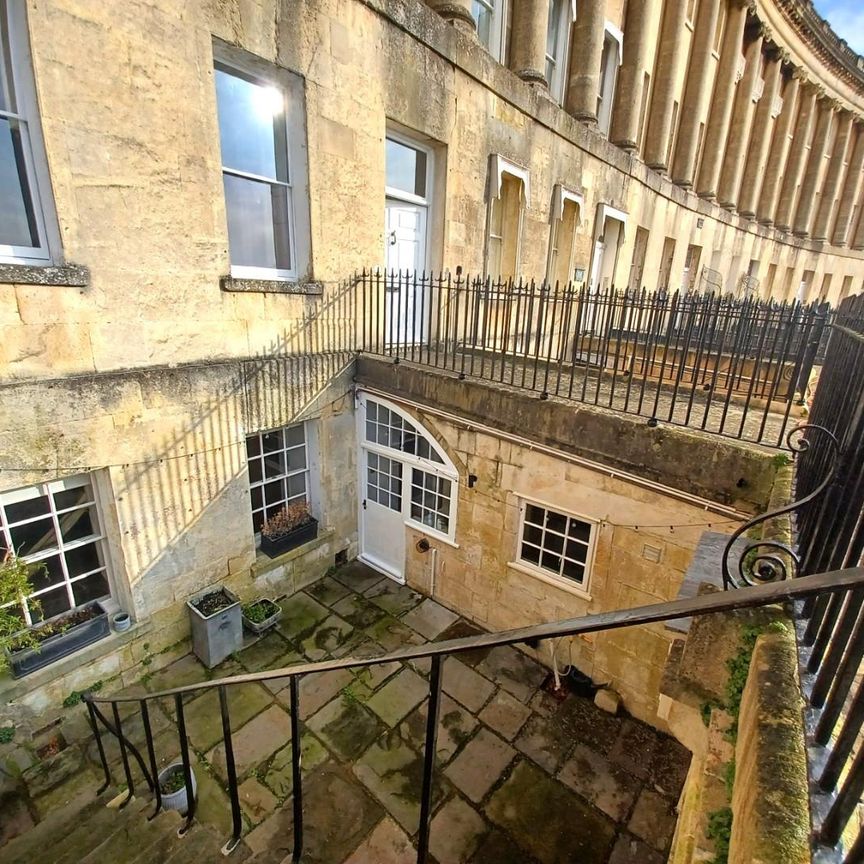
[700,699,720,727]
[242,599,279,624]
[707,807,733,864]
[0,552,44,672]
[771,453,791,469]
[724,758,736,798]
[63,679,103,708]
[0,726,15,744]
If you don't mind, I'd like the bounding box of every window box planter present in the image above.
[241,598,282,635]
[7,601,110,679]
[157,763,197,816]
[260,517,318,558]
[186,587,242,669]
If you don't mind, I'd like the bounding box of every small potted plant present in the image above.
[2,552,110,678]
[157,762,197,815]
[259,501,318,558]
[186,587,242,668]
[241,598,282,635]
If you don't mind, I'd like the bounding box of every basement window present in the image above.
[0,475,111,626]
[517,500,595,590]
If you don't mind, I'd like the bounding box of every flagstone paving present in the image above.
[4,560,691,863]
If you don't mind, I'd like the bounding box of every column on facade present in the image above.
[717,25,764,209]
[696,0,748,198]
[509,0,550,85]
[812,111,854,240]
[792,98,835,237]
[670,0,722,185]
[832,124,864,245]
[853,194,864,249]
[425,0,476,31]
[774,83,819,230]
[737,47,783,217]
[610,0,659,149]
[565,0,606,120]
[756,71,800,224]
[642,0,689,169]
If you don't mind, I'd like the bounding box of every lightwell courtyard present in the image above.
[1,562,689,864]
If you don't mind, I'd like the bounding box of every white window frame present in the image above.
[596,22,623,137]
[545,0,575,104]
[512,497,597,597]
[213,41,312,283]
[358,394,459,545]
[246,422,319,538]
[473,0,507,62]
[546,185,583,285]
[0,0,61,265]
[485,154,529,280]
[0,474,111,626]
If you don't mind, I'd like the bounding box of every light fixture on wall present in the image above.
[467,474,478,488]
[697,218,705,229]
[574,267,586,283]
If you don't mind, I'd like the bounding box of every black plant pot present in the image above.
[260,518,319,559]
[8,601,110,678]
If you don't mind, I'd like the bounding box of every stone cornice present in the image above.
[773,0,864,92]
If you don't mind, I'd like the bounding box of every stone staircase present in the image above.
[1,791,248,864]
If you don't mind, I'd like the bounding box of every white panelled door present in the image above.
[385,200,427,345]
[360,449,406,581]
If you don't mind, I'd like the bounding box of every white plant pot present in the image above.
[157,763,197,816]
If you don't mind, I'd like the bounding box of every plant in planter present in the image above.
[157,762,197,816]
[186,587,242,668]
[259,501,318,558]
[2,553,111,679]
[241,598,282,635]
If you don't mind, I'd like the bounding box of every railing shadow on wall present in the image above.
[357,269,834,447]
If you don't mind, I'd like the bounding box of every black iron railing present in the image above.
[84,567,864,862]
[357,270,831,447]
[785,294,864,861]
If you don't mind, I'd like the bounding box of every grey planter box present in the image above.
[241,599,282,635]
[186,588,242,668]
[8,601,110,679]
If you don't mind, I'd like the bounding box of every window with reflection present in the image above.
[472,0,505,60]
[0,0,59,264]
[518,501,594,588]
[545,0,571,103]
[246,424,310,534]
[0,475,110,626]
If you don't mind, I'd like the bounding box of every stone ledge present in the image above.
[220,276,324,295]
[252,526,337,577]
[0,262,89,287]
[0,619,152,705]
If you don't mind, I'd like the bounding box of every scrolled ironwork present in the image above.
[722,424,839,589]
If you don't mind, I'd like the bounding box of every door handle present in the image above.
[388,230,397,246]
[362,499,367,510]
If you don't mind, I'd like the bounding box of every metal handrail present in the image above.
[83,566,864,862]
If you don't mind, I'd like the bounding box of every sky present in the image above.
[813,0,864,55]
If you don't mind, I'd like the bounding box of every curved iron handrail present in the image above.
[721,423,839,589]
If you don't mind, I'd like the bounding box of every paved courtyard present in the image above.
[17,562,690,863]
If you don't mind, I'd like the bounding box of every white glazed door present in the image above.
[385,201,427,345]
[360,448,406,582]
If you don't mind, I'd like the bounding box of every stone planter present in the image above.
[157,763,197,816]
[260,517,318,558]
[241,598,282,635]
[8,601,110,679]
[186,587,242,668]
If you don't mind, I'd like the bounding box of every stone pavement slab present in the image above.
[364,579,424,616]
[355,659,401,691]
[479,690,532,740]
[514,712,575,774]
[476,646,547,703]
[341,817,416,864]
[555,692,625,756]
[353,731,444,832]
[609,719,662,781]
[608,833,666,864]
[332,593,389,629]
[331,561,385,594]
[436,620,490,667]
[442,656,495,713]
[487,760,617,864]
[261,732,329,798]
[627,788,678,852]
[400,692,478,763]
[181,682,273,752]
[237,631,296,672]
[144,654,208,694]
[429,795,488,863]
[366,668,429,727]
[307,694,386,761]
[278,593,332,642]
[444,728,515,803]
[301,613,355,660]
[238,777,278,825]
[471,829,542,864]
[365,614,427,652]
[558,744,640,822]
[648,735,692,797]
[401,598,459,640]
[288,667,354,720]
[208,703,293,781]
[308,576,352,608]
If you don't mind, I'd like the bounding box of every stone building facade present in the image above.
[0,0,851,725]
